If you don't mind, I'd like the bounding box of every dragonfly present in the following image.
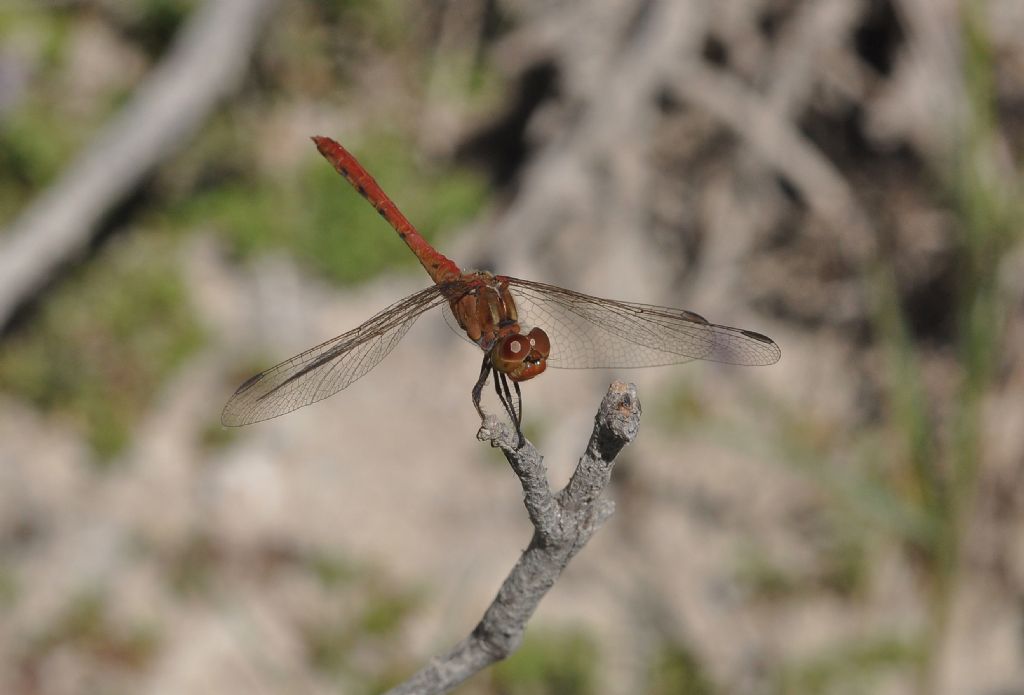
[221,136,781,443]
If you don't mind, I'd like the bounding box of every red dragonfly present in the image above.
[222,136,780,441]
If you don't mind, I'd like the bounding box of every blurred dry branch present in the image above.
[669,60,877,260]
[0,0,277,330]
[384,382,641,695]
[479,0,706,288]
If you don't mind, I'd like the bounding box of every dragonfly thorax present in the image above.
[446,272,550,382]
[449,273,518,347]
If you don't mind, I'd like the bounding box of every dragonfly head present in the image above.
[491,327,550,382]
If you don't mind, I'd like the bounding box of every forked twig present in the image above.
[383,381,642,695]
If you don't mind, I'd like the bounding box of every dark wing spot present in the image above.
[357,185,367,197]
[740,329,774,344]
[679,309,709,324]
[236,372,264,393]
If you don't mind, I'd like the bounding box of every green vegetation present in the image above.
[695,9,1024,694]
[302,568,423,691]
[735,544,799,600]
[489,628,599,695]
[747,7,1023,694]
[868,7,1021,692]
[646,639,716,695]
[172,131,487,286]
[0,567,17,611]
[165,531,221,597]
[652,375,711,433]
[774,636,920,695]
[0,15,83,224]
[112,0,196,57]
[0,103,74,201]
[162,536,425,692]
[359,584,422,637]
[308,550,360,588]
[0,234,204,460]
[735,524,868,602]
[335,0,412,51]
[24,590,161,673]
[0,2,72,68]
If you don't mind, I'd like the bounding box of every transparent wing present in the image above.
[222,284,456,426]
[442,303,478,347]
[505,278,781,368]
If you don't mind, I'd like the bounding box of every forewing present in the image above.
[505,278,780,368]
[222,284,452,426]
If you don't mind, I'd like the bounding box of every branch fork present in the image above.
[385,381,641,695]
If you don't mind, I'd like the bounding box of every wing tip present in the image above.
[755,335,782,366]
[219,404,248,428]
[715,328,782,366]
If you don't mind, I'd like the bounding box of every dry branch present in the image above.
[668,61,877,261]
[0,0,277,329]
[383,381,642,695]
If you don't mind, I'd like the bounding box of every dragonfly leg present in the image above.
[472,355,490,420]
[472,354,524,447]
[494,371,510,418]
[510,378,524,449]
[495,372,525,448]
[513,379,523,428]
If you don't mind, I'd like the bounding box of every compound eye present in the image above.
[498,334,530,362]
[526,327,550,357]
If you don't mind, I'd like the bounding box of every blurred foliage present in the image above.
[773,635,921,695]
[0,2,72,67]
[735,545,798,600]
[197,416,238,449]
[22,590,161,676]
[929,7,1015,689]
[755,6,1023,693]
[170,130,488,285]
[165,531,222,597]
[0,104,73,215]
[301,566,424,692]
[102,0,196,57]
[812,524,869,598]
[645,639,716,695]
[333,0,411,51]
[651,375,712,435]
[359,585,422,637]
[0,567,16,612]
[308,549,361,588]
[488,628,599,695]
[709,7,1024,692]
[735,522,868,602]
[252,0,505,105]
[870,5,1021,691]
[161,532,425,693]
[0,234,204,459]
[0,12,91,224]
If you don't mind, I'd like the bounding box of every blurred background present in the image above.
[0,0,1022,693]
